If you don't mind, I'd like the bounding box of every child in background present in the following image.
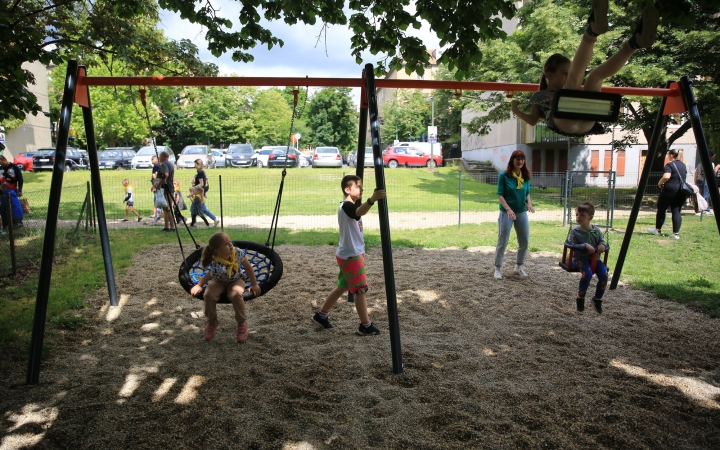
[312,175,386,336]
[188,185,209,227]
[172,180,187,225]
[564,202,609,314]
[121,179,142,222]
[190,232,261,342]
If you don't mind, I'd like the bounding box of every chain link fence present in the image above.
[0,167,680,277]
[0,183,92,277]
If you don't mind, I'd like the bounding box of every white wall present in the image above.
[4,61,52,159]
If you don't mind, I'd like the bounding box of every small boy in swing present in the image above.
[565,202,609,313]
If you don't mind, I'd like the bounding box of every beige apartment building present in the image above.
[2,61,53,160]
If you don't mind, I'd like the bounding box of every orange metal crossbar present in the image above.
[76,75,680,98]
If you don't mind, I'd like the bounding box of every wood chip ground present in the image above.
[1,244,719,449]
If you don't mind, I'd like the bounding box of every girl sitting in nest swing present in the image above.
[511,0,659,137]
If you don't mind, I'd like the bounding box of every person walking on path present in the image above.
[494,150,535,280]
[694,151,715,215]
[158,151,176,233]
[648,149,687,239]
[191,159,219,226]
[121,179,142,222]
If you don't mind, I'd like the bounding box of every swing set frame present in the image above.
[26,61,720,385]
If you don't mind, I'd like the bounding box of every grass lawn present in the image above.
[3,164,718,362]
[21,166,565,220]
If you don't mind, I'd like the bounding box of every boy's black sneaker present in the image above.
[576,297,585,312]
[356,323,380,336]
[311,312,334,329]
[593,298,603,314]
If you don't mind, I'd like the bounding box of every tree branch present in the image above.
[667,118,693,146]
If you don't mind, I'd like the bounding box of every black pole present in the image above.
[348,93,370,303]
[27,61,79,384]
[679,76,720,234]
[85,181,91,232]
[219,174,223,231]
[365,64,403,374]
[80,66,118,307]
[7,192,17,276]
[610,81,672,290]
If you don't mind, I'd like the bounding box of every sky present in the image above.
[156,1,441,106]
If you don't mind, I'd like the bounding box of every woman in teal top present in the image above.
[494,150,535,279]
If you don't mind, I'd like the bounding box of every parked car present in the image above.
[225,143,254,168]
[32,147,88,172]
[212,150,226,168]
[267,148,300,168]
[177,145,215,169]
[131,145,175,170]
[348,147,375,168]
[252,149,274,168]
[98,147,136,170]
[312,146,343,168]
[13,152,35,171]
[298,152,312,168]
[383,146,443,169]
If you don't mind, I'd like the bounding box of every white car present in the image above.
[252,148,274,168]
[131,146,175,170]
[177,145,215,169]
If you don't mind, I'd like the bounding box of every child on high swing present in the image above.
[512,0,659,137]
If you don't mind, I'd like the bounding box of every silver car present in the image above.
[212,150,226,168]
[312,146,343,168]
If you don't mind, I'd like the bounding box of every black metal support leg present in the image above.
[610,81,672,290]
[27,61,79,384]
[80,66,118,307]
[365,64,403,374]
[679,76,720,235]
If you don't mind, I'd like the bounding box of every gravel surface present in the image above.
[1,244,719,449]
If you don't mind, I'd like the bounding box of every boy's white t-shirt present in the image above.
[125,185,134,203]
[336,200,365,259]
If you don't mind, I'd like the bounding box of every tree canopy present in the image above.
[305,88,356,151]
[452,0,720,169]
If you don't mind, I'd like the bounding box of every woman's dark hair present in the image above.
[539,53,571,90]
[505,150,531,180]
[201,232,229,268]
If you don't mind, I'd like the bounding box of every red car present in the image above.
[383,146,443,169]
[13,152,36,171]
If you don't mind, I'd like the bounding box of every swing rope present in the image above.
[265,83,308,252]
[138,88,200,266]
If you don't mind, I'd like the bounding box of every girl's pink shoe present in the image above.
[204,323,217,341]
[237,322,248,343]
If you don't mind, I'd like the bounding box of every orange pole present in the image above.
[77,75,679,97]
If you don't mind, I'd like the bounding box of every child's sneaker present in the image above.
[356,323,380,336]
[237,322,248,343]
[629,5,659,49]
[204,322,217,341]
[577,297,585,312]
[137,217,142,222]
[593,298,603,314]
[311,312,335,329]
[514,264,528,277]
[647,228,660,235]
[587,0,608,36]
[121,218,129,222]
[669,233,680,240]
[493,268,503,280]
[214,218,220,227]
